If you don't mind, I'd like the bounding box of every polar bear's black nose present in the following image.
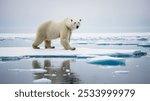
[76,26,79,29]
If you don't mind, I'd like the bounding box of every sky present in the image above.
[0,0,150,33]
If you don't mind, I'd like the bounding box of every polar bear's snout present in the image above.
[71,19,81,30]
[75,21,81,29]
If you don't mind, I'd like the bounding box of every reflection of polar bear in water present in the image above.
[32,59,80,84]
[32,18,81,50]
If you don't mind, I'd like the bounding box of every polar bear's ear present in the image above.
[79,19,81,22]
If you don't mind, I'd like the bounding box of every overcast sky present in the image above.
[0,0,150,33]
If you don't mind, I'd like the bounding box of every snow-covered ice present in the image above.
[0,47,146,61]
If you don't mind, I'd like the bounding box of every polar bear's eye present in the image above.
[74,22,76,24]
[71,19,73,22]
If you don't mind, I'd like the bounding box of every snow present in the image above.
[33,78,52,84]
[0,47,146,61]
[87,56,125,66]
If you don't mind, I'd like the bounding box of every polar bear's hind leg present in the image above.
[45,40,55,49]
[32,36,44,49]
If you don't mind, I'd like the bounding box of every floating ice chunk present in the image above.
[66,69,70,72]
[108,50,147,57]
[133,50,147,56]
[138,42,150,47]
[9,69,47,73]
[113,71,129,74]
[33,78,51,84]
[52,74,57,76]
[87,56,125,66]
[108,53,132,57]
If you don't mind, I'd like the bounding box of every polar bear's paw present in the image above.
[71,47,76,50]
[45,46,55,49]
[32,45,40,49]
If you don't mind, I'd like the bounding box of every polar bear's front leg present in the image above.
[60,38,75,50]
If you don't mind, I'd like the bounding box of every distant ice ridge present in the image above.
[87,56,125,66]
[96,41,138,45]
[0,33,34,41]
[0,33,150,47]
[71,33,150,46]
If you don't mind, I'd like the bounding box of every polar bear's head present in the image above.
[65,18,81,30]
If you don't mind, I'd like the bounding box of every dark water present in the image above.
[0,55,150,84]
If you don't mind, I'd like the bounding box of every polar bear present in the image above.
[32,18,81,50]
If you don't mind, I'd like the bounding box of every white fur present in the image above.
[32,18,81,50]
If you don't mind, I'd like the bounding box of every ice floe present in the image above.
[138,42,150,47]
[87,56,125,66]
[33,78,51,84]
[108,50,147,57]
[0,47,147,61]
